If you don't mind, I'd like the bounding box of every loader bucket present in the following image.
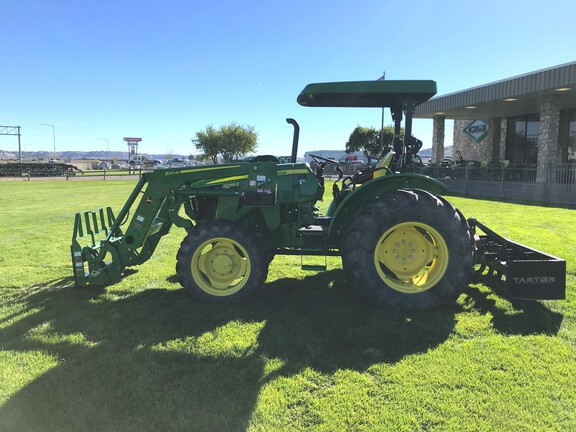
[470,219,566,300]
[71,206,122,286]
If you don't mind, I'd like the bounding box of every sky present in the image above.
[1,0,575,158]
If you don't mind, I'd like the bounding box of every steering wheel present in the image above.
[309,154,339,165]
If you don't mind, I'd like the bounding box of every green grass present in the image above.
[0,179,575,431]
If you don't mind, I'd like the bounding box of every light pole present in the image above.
[99,138,110,160]
[377,70,386,153]
[40,123,56,159]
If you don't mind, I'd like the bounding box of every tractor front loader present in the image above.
[71,79,566,309]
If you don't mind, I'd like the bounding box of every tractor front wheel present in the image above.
[176,221,266,302]
[342,189,474,309]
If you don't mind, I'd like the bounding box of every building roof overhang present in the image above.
[414,62,576,120]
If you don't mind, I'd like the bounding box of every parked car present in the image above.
[166,158,195,167]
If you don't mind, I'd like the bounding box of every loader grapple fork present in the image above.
[71,206,118,286]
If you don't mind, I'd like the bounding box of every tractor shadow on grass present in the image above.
[462,282,564,336]
[0,269,562,431]
[252,269,458,373]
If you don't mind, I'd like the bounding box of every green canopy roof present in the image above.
[297,80,437,109]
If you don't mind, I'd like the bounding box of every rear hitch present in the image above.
[469,218,566,300]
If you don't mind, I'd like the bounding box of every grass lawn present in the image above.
[0,179,574,431]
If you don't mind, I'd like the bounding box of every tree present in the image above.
[345,125,402,161]
[220,123,258,163]
[193,125,221,164]
[192,123,258,164]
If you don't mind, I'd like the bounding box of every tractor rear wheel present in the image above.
[342,189,473,309]
[176,221,266,302]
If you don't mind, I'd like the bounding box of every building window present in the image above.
[506,114,540,163]
[560,108,576,163]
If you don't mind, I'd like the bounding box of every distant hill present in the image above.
[419,146,452,158]
[2,146,453,163]
[0,150,189,162]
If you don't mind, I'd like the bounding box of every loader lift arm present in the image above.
[71,163,278,286]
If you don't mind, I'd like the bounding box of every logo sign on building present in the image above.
[463,120,489,142]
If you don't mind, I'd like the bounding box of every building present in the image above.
[415,62,576,184]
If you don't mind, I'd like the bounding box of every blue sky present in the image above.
[1,0,575,158]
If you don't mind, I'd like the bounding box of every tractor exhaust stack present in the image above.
[286,118,299,164]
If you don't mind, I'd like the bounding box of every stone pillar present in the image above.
[489,118,501,162]
[537,95,560,183]
[499,118,508,161]
[431,116,445,164]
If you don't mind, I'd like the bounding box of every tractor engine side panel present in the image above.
[276,163,323,206]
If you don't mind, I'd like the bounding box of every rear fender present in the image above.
[328,173,447,243]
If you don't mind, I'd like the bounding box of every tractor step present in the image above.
[313,216,331,226]
[298,224,328,233]
[298,224,328,271]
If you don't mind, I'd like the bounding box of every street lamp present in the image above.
[377,70,386,152]
[99,138,110,160]
[40,123,56,159]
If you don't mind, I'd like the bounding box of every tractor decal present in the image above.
[206,175,249,185]
[277,168,309,176]
[170,165,242,176]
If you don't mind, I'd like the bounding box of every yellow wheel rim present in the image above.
[374,222,449,294]
[191,237,251,296]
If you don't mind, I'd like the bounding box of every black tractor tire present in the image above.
[176,220,266,303]
[342,189,474,310]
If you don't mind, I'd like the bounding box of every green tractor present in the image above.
[71,80,566,309]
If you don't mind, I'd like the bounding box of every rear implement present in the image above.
[470,219,565,300]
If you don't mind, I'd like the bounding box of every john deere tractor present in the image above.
[71,80,565,309]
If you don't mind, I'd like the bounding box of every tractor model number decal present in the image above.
[134,214,145,230]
